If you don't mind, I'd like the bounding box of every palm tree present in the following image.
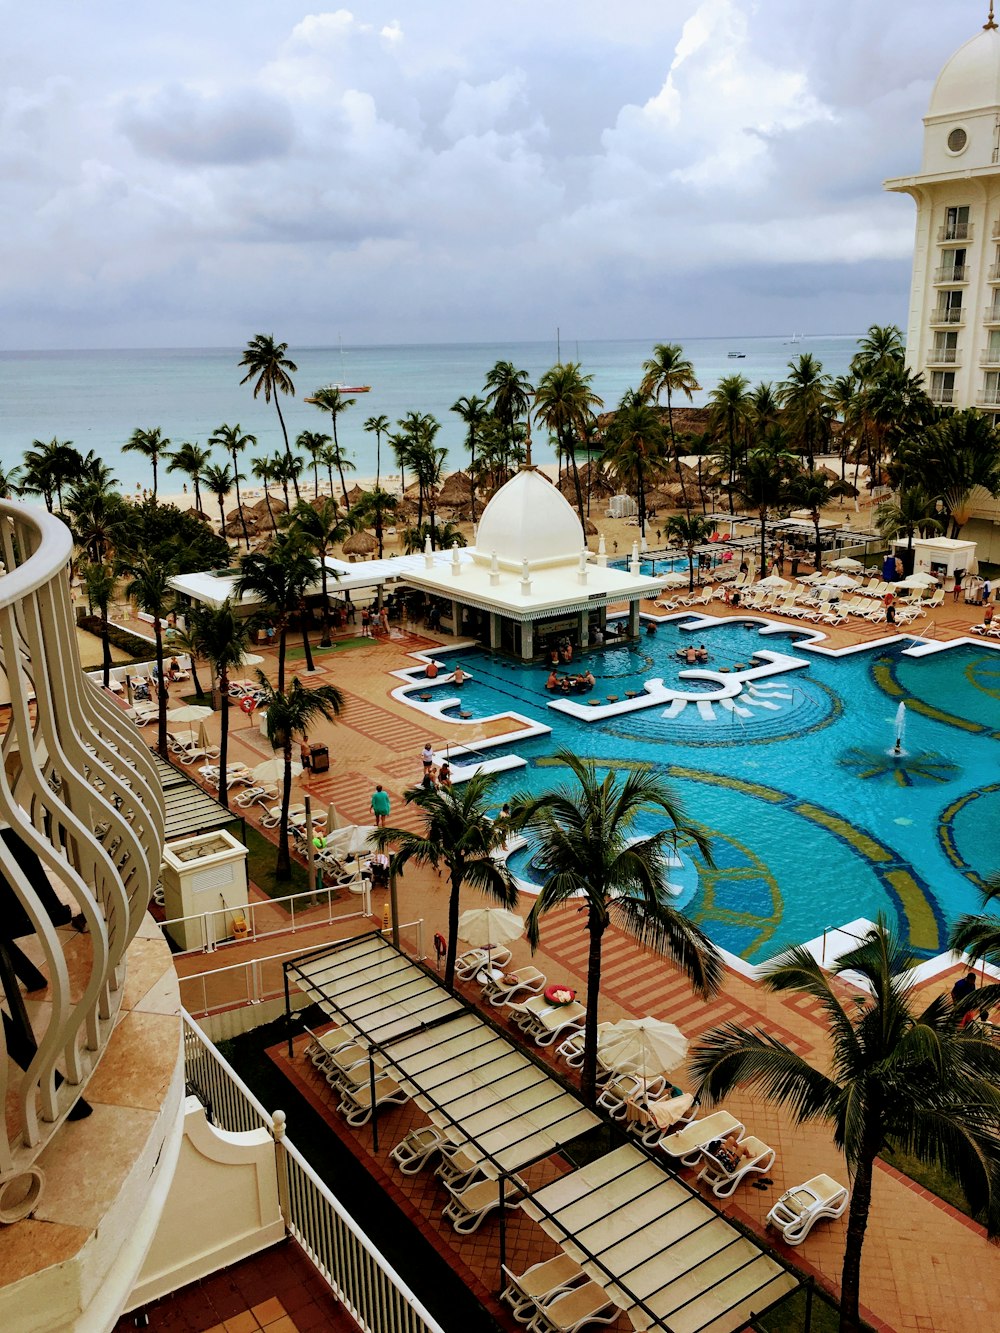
[785,468,858,570]
[603,389,665,542]
[351,486,400,559]
[374,772,518,992]
[255,674,343,880]
[235,533,318,689]
[689,919,1000,1333]
[63,480,130,563]
[190,600,251,809]
[250,455,279,531]
[534,364,604,529]
[123,428,169,501]
[363,414,391,491]
[296,430,331,498]
[167,615,208,700]
[121,554,176,759]
[707,376,751,513]
[852,323,905,382]
[734,437,798,573]
[875,486,943,558]
[640,344,700,509]
[166,442,211,515]
[83,561,116,688]
[401,520,464,555]
[307,387,355,510]
[484,361,534,465]
[22,437,78,512]
[949,874,1000,1011]
[408,422,446,548]
[209,423,256,547]
[238,334,301,501]
[779,353,832,471]
[450,396,490,523]
[665,513,711,592]
[283,497,346,646]
[202,461,235,540]
[923,409,1000,537]
[515,751,720,1104]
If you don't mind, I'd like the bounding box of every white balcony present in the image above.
[939,223,973,242]
[929,388,956,404]
[926,347,959,365]
[930,307,965,325]
[985,308,1000,326]
[980,350,1000,365]
[933,265,968,283]
[976,392,1000,406]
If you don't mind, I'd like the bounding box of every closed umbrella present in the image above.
[323,824,378,857]
[238,652,265,667]
[457,907,525,950]
[597,1017,689,1080]
[252,758,303,784]
[167,705,213,723]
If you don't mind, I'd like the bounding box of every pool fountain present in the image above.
[893,702,907,756]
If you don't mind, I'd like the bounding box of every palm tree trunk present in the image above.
[154,622,168,760]
[301,615,315,672]
[332,417,350,511]
[375,508,384,560]
[567,432,587,532]
[218,497,226,539]
[666,389,690,513]
[233,455,251,548]
[276,740,293,880]
[218,668,230,810]
[319,561,331,647]
[193,478,202,515]
[637,458,646,544]
[580,915,605,1106]
[444,866,463,992]
[264,490,277,532]
[759,509,768,576]
[278,625,288,693]
[839,1152,875,1333]
[152,456,159,502]
[687,543,696,593]
[275,399,301,502]
[469,435,477,525]
[813,515,822,571]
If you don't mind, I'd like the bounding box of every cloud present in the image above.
[120,85,295,165]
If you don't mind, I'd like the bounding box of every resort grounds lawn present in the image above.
[882,1142,974,1218]
[244,823,311,904]
[286,637,369,659]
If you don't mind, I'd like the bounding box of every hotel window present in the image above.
[932,331,958,362]
[984,371,1000,406]
[931,371,955,403]
[935,290,963,321]
[940,247,967,280]
[944,205,970,240]
[987,331,1000,364]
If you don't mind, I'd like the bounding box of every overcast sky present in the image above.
[0,0,980,349]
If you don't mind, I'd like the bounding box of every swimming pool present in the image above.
[404,616,1000,965]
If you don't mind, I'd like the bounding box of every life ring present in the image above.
[240,694,256,714]
[433,932,447,959]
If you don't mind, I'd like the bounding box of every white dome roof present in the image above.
[929,27,1000,118]
[475,469,584,567]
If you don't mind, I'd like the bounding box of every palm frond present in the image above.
[690,1023,840,1122]
[610,893,723,997]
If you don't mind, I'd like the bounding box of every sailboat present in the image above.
[332,335,371,393]
[784,332,802,346]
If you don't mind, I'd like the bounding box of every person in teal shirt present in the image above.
[370,785,391,827]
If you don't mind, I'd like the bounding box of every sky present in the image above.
[0,0,982,348]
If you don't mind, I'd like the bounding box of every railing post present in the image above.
[416,919,425,961]
[271,1109,291,1227]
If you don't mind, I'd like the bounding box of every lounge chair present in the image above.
[765,1173,849,1244]
[501,1255,588,1326]
[441,1173,525,1234]
[455,945,513,981]
[435,1142,483,1191]
[624,1090,697,1147]
[555,1021,612,1070]
[336,1074,409,1127]
[389,1125,447,1176]
[659,1109,745,1167]
[596,1072,668,1120]
[525,1280,620,1333]
[483,965,547,1008]
[696,1132,776,1198]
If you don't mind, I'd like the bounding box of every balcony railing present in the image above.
[976,392,1000,406]
[929,388,956,403]
[182,1014,446,1333]
[930,307,964,325]
[939,223,973,242]
[986,308,1000,326]
[981,350,1000,365]
[0,500,165,1221]
[934,265,968,283]
[926,347,959,364]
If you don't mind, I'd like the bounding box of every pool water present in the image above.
[414,619,1000,964]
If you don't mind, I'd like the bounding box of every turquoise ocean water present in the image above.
[0,335,861,493]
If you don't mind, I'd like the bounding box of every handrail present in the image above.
[162,881,372,954]
[181,1012,446,1333]
[0,500,73,606]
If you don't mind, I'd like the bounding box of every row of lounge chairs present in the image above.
[305,1025,410,1127]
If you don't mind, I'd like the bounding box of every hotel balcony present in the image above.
[980,350,1000,365]
[929,388,956,404]
[989,265,1000,283]
[930,307,965,326]
[0,498,182,1329]
[976,392,1000,406]
[939,223,973,242]
[985,307,1000,326]
[933,265,968,284]
[926,347,959,365]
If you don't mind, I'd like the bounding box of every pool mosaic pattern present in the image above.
[406,617,1000,964]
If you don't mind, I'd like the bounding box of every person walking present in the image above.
[379,605,390,636]
[370,784,391,827]
[361,606,372,637]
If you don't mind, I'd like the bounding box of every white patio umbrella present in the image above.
[898,571,938,588]
[756,575,791,589]
[659,572,689,588]
[167,704,213,723]
[825,573,860,589]
[326,804,348,831]
[457,907,525,950]
[323,823,378,857]
[597,1017,689,1080]
[830,556,863,571]
[252,758,303,784]
[238,652,265,667]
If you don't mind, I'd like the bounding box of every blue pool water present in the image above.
[414,618,1000,964]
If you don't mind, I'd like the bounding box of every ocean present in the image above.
[0,335,863,492]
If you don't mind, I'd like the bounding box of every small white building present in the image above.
[400,468,672,660]
[911,535,978,582]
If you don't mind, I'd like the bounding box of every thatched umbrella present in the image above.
[342,530,378,557]
[584,517,599,536]
[345,484,368,506]
[438,470,473,505]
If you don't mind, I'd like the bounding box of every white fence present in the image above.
[163,883,372,956]
[181,1012,446,1333]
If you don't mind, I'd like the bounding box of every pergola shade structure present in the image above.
[522,1143,800,1333]
[286,933,600,1175]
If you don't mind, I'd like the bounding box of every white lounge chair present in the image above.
[501,1255,588,1325]
[389,1125,446,1176]
[455,945,513,981]
[441,1173,525,1234]
[766,1173,849,1244]
[483,966,547,1007]
[659,1109,745,1166]
[525,1280,620,1333]
[696,1132,776,1198]
[337,1074,409,1127]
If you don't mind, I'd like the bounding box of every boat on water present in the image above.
[727,352,746,358]
[336,384,372,394]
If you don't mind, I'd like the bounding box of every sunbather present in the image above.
[707,1133,752,1171]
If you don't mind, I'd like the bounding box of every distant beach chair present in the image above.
[766,1173,849,1245]
[441,1174,526,1234]
[500,1255,588,1325]
[696,1133,776,1198]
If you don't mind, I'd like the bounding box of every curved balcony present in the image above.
[0,499,166,1220]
